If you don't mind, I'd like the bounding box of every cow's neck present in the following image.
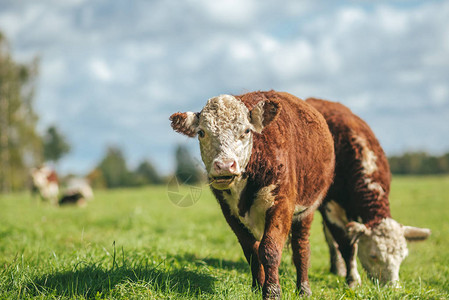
[222,175,249,218]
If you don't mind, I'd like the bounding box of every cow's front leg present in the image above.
[217,199,265,288]
[323,221,346,277]
[291,213,314,297]
[259,201,292,299]
[324,220,361,287]
[343,242,361,288]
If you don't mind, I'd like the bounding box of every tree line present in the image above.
[86,145,204,189]
[89,149,449,189]
[388,152,449,175]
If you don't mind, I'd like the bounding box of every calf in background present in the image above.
[30,165,59,205]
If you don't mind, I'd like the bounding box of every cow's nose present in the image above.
[213,159,238,174]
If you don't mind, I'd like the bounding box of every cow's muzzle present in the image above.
[210,174,237,189]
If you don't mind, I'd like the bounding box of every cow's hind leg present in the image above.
[323,221,346,277]
[291,213,314,297]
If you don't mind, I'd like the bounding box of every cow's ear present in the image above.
[403,225,431,242]
[250,100,281,133]
[169,112,200,137]
[347,222,371,244]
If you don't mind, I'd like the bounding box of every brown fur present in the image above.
[212,91,335,298]
[306,98,391,227]
[47,171,59,184]
[170,112,198,137]
[306,97,392,286]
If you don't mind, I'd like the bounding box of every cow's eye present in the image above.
[370,254,377,261]
[240,128,251,139]
[198,129,205,138]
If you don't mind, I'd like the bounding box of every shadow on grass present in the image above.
[25,252,256,298]
[175,252,249,272]
[27,256,217,298]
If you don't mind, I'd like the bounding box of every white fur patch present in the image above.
[364,178,385,196]
[223,181,276,241]
[223,177,248,218]
[294,205,308,215]
[353,134,385,196]
[352,134,378,176]
[293,190,326,222]
[324,200,348,230]
[184,112,198,129]
[348,243,362,287]
[242,184,277,240]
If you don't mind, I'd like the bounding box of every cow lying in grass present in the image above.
[306,98,431,287]
[170,91,335,298]
[59,177,94,207]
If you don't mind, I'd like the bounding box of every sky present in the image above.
[0,0,448,175]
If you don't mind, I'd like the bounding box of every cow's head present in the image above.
[347,218,430,285]
[170,94,280,190]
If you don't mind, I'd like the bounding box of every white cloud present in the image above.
[381,8,409,35]
[337,7,366,31]
[198,0,257,25]
[89,59,113,82]
[269,40,314,80]
[1,0,448,174]
[431,85,449,105]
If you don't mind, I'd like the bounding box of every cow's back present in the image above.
[306,98,391,226]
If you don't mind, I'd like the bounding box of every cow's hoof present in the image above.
[330,263,347,277]
[251,282,262,293]
[298,281,312,297]
[347,275,361,288]
[262,284,281,300]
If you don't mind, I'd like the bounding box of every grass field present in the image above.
[1,176,448,299]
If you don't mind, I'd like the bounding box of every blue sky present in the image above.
[0,0,448,175]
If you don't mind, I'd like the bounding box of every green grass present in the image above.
[1,176,448,299]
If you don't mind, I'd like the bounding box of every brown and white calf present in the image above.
[306,98,431,287]
[170,91,335,298]
[30,165,59,205]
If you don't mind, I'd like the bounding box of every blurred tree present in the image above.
[0,32,42,192]
[97,146,132,188]
[175,145,203,184]
[43,125,70,165]
[439,153,449,173]
[135,160,162,185]
[86,167,106,189]
[389,152,449,175]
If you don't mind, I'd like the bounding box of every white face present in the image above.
[197,95,255,189]
[170,94,280,190]
[357,218,409,284]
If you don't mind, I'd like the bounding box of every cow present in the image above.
[170,91,335,298]
[30,165,59,205]
[306,98,431,288]
[59,177,94,207]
